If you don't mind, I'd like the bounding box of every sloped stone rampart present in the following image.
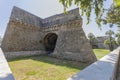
[51,28,96,63]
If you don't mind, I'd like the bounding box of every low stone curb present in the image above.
[67,47,120,80]
[0,48,14,80]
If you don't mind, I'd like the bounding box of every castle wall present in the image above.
[2,6,97,63]
[51,20,96,63]
[42,8,81,27]
[11,6,42,27]
[2,20,44,52]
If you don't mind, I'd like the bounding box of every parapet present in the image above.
[42,8,82,27]
[9,6,82,28]
[10,6,43,27]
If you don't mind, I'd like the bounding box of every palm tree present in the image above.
[116,33,120,46]
[88,33,95,48]
[0,36,2,46]
[105,30,115,37]
[104,39,116,51]
[105,30,115,51]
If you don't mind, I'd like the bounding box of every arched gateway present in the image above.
[1,6,97,64]
[43,33,58,54]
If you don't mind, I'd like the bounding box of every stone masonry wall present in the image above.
[2,20,45,52]
[42,8,81,27]
[2,6,97,63]
[4,51,45,60]
[52,27,97,63]
[11,6,43,27]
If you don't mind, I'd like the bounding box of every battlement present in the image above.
[10,6,82,29]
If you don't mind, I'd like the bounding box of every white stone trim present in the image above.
[67,47,120,80]
[0,48,14,80]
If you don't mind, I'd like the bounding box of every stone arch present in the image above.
[43,33,58,54]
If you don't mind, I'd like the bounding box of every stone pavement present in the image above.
[0,48,14,80]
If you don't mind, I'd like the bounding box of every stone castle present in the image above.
[1,6,96,63]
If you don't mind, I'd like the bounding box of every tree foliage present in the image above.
[105,30,115,37]
[104,30,115,51]
[88,33,95,40]
[102,5,120,27]
[59,0,120,27]
[104,38,116,51]
[59,0,105,26]
[0,36,2,45]
[115,32,120,45]
[114,0,120,7]
[88,33,95,47]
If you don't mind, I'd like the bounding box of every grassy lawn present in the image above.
[8,49,110,80]
[8,56,87,80]
[93,49,110,59]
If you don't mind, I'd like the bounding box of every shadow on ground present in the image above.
[0,73,14,80]
[8,55,88,70]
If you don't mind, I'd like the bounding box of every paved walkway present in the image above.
[0,48,14,80]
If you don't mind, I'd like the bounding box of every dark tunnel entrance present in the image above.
[43,33,58,54]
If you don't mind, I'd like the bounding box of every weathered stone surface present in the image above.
[67,47,120,80]
[11,6,43,27]
[2,6,96,63]
[42,8,81,27]
[2,21,45,52]
[51,27,96,63]
[4,51,45,60]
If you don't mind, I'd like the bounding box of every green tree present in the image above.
[102,6,120,27]
[59,0,104,26]
[114,0,120,7]
[104,38,116,51]
[88,33,95,47]
[0,36,2,46]
[105,30,115,51]
[59,0,120,26]
[115,33,120,45]
[105,30,115,37]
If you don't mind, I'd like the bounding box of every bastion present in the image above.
[1,6,97,63]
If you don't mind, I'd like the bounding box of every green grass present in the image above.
[93,49,110,59]
[8,49,110,80]
[8,56,87,80]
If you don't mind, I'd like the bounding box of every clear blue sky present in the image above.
[0,0,118,38]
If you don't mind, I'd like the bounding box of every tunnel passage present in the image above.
[43,33,58,54]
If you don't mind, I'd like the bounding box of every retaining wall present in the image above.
[4,51,45,60]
